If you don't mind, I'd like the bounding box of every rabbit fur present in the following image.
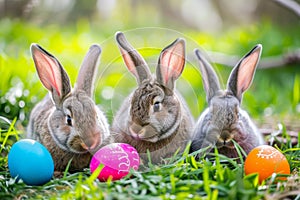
[190,44,265,159]
[112,32,195,165]
[27,44,111,172]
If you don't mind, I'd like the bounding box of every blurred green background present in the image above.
[1,0,300,134]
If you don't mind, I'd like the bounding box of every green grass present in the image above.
[1,19,300,199]
[0,119,299,199]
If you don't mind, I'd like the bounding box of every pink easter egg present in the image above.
[90,143,140,181]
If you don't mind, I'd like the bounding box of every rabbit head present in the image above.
[30,44,110,154]
[114,32,188,144]
[191,44,264,157]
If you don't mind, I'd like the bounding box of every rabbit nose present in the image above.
[129,128,143,140]
[220,130,232,143]
[129,123,143,137]
[81,133,100,151]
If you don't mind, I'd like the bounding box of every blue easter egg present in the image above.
[8,139,54,186]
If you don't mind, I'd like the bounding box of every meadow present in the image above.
[0,18,300,199]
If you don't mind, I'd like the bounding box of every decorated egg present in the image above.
[244,145,290,183]
[8,139,54,186]
[90,143,140,181]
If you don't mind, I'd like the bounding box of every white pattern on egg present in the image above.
[256,146,280,159]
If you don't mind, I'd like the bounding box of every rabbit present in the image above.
[111,32,195,165]
[27,44,111,172]
[190,44,265,159]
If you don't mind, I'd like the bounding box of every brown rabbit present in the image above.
[190,45,265,159]
[112,32,194,165]
[27,44,111,172]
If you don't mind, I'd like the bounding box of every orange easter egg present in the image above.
[244,145,290,183]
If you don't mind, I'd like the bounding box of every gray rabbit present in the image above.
[27,44,111,172]
[112,32,194,165]
[191,45,265,159]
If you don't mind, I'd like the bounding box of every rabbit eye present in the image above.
[66,115,72,126]
[153,102,161,112]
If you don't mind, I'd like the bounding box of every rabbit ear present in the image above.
[156,38,185,90]
[115,31,151,85]
[227,44,262,102]
[195,49,221,103]
[31,44,71,105]
[76,44,101,97]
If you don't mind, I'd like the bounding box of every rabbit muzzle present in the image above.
[216,129,235,149]
[80,130,101,152]
[129,122,158,142]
